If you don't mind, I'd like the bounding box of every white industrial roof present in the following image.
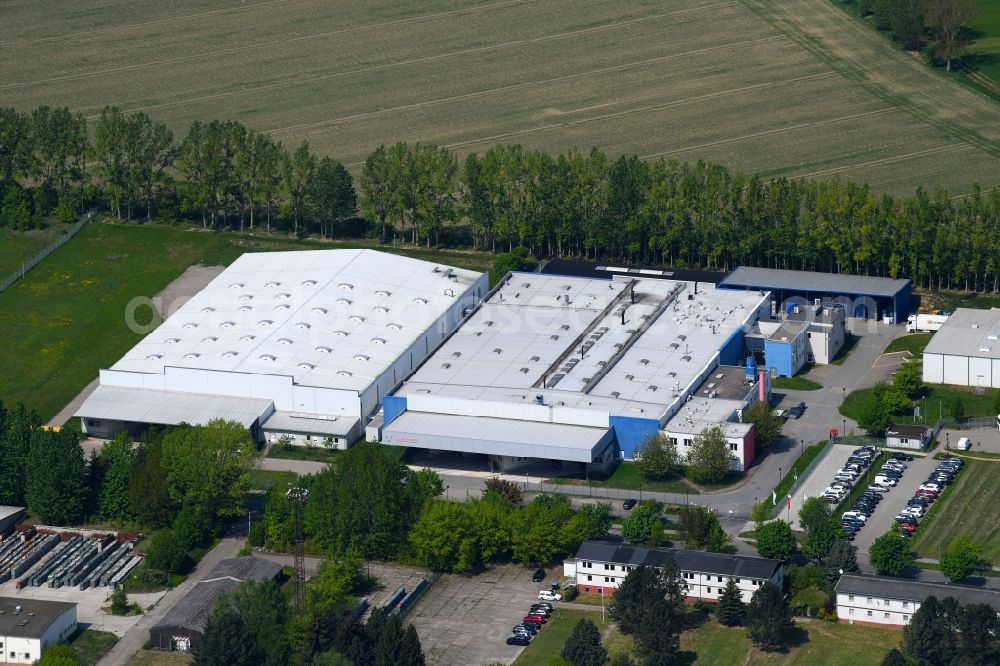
[382,411,611,462]
[664,397,752,438]
[110,250,481,393]
[398,274,767,418]
[925,308,1000,359]
[77,385,273,428]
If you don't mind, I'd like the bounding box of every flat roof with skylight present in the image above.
[396,274,768,420]
[925,308,1000,359]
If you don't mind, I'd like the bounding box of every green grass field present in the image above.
[0,218,492,421]
[678,618,901,665]
[0,226,65,278]
[266,445,340,464]
[69,629,119,665]
[912,459,1000,564]
[3,0,1000,196]
[962,1,1000,90]
[772,375,823,391]
[249,470,298,492]
[512,609,610,666]
[884,334,932,356]
[128,652,192,666]
[841,383,997,425]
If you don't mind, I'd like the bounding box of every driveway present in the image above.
[785,444,855,530]
[406,564,554,666]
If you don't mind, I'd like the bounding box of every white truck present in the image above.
[906,313,949,333]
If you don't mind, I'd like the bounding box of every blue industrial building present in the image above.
[719,267,911,324]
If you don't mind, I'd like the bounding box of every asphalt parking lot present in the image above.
[786,443,855,529]
[850,452,938,554]
[406,564,556,666]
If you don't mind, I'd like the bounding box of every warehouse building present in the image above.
[0,598,77,664]
[564,541,783,602]
[719,267,911,324]
[922,308,1000,388]
[149,556,282,652]
[77,250,486,446]
[376,273,772,472]
[835,574,1000,627]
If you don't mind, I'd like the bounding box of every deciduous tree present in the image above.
[686,426,733,483]
[940,536,981,581]
[195,607,262,666]
[869,528,912,576]
[924,0,979,71]
[621,500,665,546]
[636,433,681,481]
[745,401,784,451]
[754,520,797,561]
[484,476,524,505]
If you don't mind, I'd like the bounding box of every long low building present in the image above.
[835,574,1000,627]
[77,250,487,446]
[923,308,1000,388]
[377,272,772,472]
[564,541,783,602]
[0,598,77,664]
[149,556,282,652]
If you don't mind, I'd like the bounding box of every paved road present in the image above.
[98,537,243,666]
[785,444,854,530]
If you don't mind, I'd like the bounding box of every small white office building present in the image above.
[564,541,783,602]
[0,598,77,664]
[923,308,1000,388]
[835,574,1000,627]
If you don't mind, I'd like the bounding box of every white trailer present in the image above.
[906,314,949,333]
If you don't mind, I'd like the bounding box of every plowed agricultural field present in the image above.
[3,0,1000,195]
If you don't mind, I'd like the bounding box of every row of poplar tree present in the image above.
[5,105,1000,291]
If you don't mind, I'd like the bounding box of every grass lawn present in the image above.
[0,226,65,278]
[676,617,900,665]
[547,462,742,495]
[128,651,192,666]
[0,218,493,421]
[69,629,119,665]
[512,609,609,666]
[249,469,298,492]
[840,383,997,424]
[266,445,340,464]
[911,460,1000,564]
[884,334,932,356]
[772,375,823,391]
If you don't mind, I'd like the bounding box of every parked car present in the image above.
[538,590,562,601]
[788,402,806,419]
[507,635,531,646]
[523,614,547,624]
[623,499,637,510]
[533,602,553,610]
[532,568,546,582]
[873,476,898,486]
[513,624,538,635]
[901,506,924,517]
[842,511,868,522]
[919,483,942,492]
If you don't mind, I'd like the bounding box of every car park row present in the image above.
[821,446,879,507]
[839,449,912,541]
[891,456,963,538]
[506,588,563,646]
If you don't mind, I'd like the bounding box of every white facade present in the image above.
[571,559,777,602]
[923,308,1000,388]
[78,250,486,444]
[835,591,918,626]
[0,603,76,664]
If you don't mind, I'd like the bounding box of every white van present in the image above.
[956,437,971,451]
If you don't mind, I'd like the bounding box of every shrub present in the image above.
[144,530,192,575]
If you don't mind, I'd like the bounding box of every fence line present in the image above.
[0,208,97,293]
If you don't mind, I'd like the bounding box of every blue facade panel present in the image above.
[610,416,661,460]
[383,396,407,426]
[719,329,745,366]
[764,339,795,377]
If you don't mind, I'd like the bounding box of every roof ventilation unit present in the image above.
[332,330,348,337]
[220,321,236,329]
[312,307,328,315]
[228,282,244,289]
[257,320,273,327]
[493,348,503,354]
[222,351,238,358]
[338,282,354,290]
[183,352,201,359]
[375,289,392,297]
[387,322,402,330]
[374,305,390,313]
[265,280,281,287]
[295,322,310,330]
[640,358,650,365]
[413,297,428,305]
[441,362,451,369]
[201,307,215,313]
[301,279,318,287]
[260,354,276,362]
[182,322,198,329]
[337,370,353,376]
[298,363,315,370]
[349,315,366,323]
[275,304,290,310]
[277,338,293,345]
[237,305,253,311]
[275,292,290,300]
[315,346,331,353]
[202,336,218,343]
[165,338,180,344]
[238,294,253,301]
[239,335,256,342]
[354,354,370,361]
[371,337,386,345]
[146,354,162,360]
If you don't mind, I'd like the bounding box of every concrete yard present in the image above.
[0,577,164,638]
[406,564,556,666]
